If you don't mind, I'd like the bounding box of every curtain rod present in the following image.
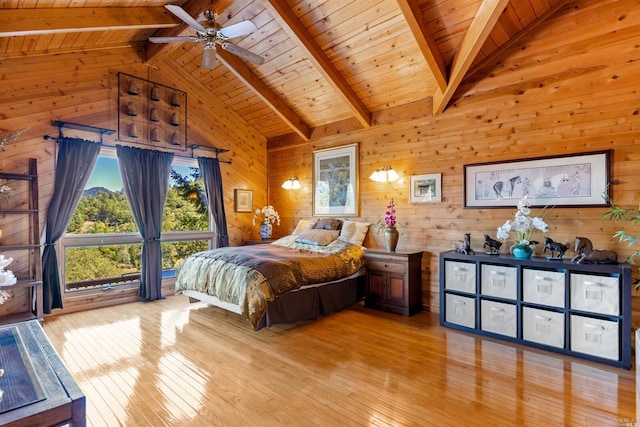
[43,123,232,164]
[189,144,232,164]
[43,120,115,144]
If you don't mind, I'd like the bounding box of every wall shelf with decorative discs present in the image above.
[117,72,187,151]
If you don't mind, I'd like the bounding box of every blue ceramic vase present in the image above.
[512,244,533,259]
[259,222,272,240]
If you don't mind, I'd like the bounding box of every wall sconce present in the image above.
[282,177,301,190]
[369,166,399,183]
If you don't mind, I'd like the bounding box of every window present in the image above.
[62,147,213,292]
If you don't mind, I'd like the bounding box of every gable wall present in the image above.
[0,46,267,314]
[267,0,640,314]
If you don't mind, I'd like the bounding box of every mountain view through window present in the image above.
[63,154,211,290]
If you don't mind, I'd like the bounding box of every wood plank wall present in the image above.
[0,0,638,320]
[0,46,267,314]
[267,0,640,314]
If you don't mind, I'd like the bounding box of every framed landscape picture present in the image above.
[463,150,610,208]
[410,173,442,203]
[312,143,359,216]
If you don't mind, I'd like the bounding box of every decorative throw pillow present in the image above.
[338,220,371,246]
[291,219,318,235]
[314,218,343,230]
[295,229,340,246]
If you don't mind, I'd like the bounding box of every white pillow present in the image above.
[338,220,371,246]
[291,219,318,235]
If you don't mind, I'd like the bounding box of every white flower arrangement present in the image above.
[0,289,10,305]
[0,184,10,201]
[0,255,17,305]
[252,205,280,226]
[496,196,549,246]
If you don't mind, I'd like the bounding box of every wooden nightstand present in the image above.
[364,250,423,316]
[244,239,275,245]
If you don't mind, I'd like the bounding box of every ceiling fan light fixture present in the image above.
[202,43,216,69]
[151,5,264,69]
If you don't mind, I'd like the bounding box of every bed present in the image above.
[174,219,371,329]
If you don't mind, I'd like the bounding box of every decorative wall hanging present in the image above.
[117,72,187,151]
[410,173,442,203]
[463,150,610,208]
[234,189,253,212]
[312,143,359,216]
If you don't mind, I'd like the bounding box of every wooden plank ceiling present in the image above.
[0,0,569,141]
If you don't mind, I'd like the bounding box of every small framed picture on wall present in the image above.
[234,189,253,212]
[410,173,442,203]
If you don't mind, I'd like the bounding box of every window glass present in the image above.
[65,244,141,289]
[163,164,209,232]
[67,156,136,234]
[63,149,211,291]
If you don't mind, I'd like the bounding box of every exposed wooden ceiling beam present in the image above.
[264,0,372,128]
[145,0,233,65]
[0,7,176,37]
[217,47,311,141]
[432,0,510,115]
[395,0,448,92]
[465,0,571,80]
[267,98,433,150]
[155,56,266,148]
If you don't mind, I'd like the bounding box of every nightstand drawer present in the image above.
[367,259,405,274]
[570,274,619,315]
[445,261,476,293]
[364,250,422,316]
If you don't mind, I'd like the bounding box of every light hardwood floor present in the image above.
[42,296,637,426]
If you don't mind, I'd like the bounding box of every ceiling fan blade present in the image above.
[219,21,257,39]
[202,43,216,69]
[149,36,200,43]
[165,4,207,32]
[221,42,265,65]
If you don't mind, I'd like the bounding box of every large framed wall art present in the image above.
[313,143,359,216]
[463,150,610,208]
[117,72,187,152]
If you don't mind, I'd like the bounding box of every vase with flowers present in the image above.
[253,205,280,240]
[375,199,398,252]
[496,196,550,259]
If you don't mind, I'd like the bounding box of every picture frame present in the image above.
[313,143,359,216]
[463,150,610,208]
[234,189,253,212]
[410,173,442,203]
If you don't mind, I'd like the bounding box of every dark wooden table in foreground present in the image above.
[0,320,85,427]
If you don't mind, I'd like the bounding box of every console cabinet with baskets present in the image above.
[439,251,632,369]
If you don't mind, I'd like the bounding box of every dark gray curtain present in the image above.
[116,145,173,301]
[42,138,101,313]
[198,157,229,247]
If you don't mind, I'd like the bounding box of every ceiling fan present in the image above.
[149,4,265,69]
